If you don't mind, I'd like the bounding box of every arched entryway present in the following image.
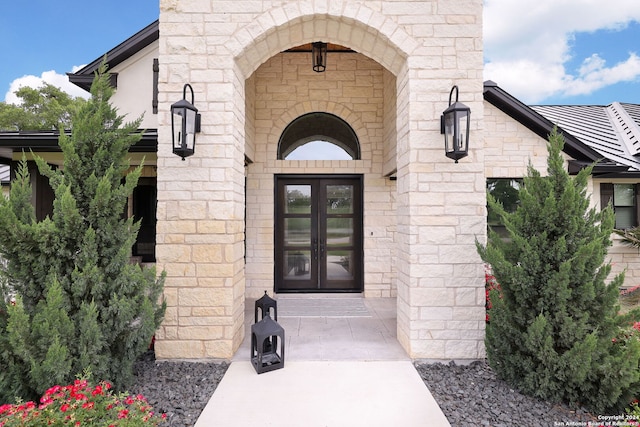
[155,0,486,361]
[234,6,411,357]
[242,46,399,301]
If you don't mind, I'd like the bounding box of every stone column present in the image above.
[154,2,246,359]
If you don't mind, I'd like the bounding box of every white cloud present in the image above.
[563,53,640,97]
[3,67,90,105]
[484,0,640,103]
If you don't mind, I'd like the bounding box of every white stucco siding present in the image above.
[110,41,159,129]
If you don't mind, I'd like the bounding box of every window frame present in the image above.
[277,112,360,160]
[486,177,523,238]
[600,183,639,230]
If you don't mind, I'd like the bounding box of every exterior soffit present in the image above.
[230,1,415,79]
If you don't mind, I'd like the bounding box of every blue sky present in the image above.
[0,0,158,102]
[1,0,639,106]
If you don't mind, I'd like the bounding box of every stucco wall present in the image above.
[110,41,159,130]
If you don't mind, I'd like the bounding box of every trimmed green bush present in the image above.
[477,128,640,413]
[0,63,165,403]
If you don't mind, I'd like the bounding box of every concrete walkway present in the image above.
[194,296,451,427]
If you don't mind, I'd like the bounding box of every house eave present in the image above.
[68,20,159,91]
[483,80,605,164]
[567,159,632,176]
[0,129,158,154]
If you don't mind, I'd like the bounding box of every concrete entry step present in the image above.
[276,296,371,318]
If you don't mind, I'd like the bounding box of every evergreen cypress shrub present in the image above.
[477,128,640,413]
[0,64,165,403]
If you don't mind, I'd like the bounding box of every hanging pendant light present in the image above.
[312,42,327,72]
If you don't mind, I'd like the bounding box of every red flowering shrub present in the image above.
[0,378,166,426]
[612,321,640,346]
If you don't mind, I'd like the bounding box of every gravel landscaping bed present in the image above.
[415,360,598,427]
[130,353,603,427]
[130,352,229,427]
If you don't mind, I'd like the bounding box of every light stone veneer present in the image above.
[154,0,486,361]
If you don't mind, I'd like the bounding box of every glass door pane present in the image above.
[326,185,353,213]
[326,250,354,280]
[285,185,312,213]
[284,250,311,280]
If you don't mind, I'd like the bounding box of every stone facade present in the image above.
[484,103,551,177]
[154,0,486,360]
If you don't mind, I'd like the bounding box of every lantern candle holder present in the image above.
[250,314,285,374]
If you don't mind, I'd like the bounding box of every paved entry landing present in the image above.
[234,295,407,361]
[194,296,451,427]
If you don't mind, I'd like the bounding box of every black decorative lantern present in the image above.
[171,83,201,160]
[440,85,470,163]
[255,291,277,323]
[251,314,285,374]
[312,42,327,72]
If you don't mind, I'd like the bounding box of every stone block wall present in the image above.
[484,103,549,177]
[156,0,486,360]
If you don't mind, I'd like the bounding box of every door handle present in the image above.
[320,238,325,258]
[312,238,318,260]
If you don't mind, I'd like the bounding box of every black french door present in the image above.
[275,175,363,292]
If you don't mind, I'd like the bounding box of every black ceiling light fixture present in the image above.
[312,42,327,72]
[441,85,471,163]
[171,83,201,160]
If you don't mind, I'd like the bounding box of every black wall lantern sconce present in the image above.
[171,83,201,160]
[312,42,327,72]
[440,85,470,163]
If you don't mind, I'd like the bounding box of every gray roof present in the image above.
[531,103,640,172]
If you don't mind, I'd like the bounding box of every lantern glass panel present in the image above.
[172,108,185,150]
[457,112,468,152]
[312,42,327,72]
[185,108,196,150]
[444,113,455,153]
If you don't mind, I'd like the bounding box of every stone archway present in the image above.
[156,0,486,361]
[233,4,412,358]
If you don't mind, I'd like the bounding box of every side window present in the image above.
[600,183,638,229]
[487,178,522,237]
[131,177,157,263]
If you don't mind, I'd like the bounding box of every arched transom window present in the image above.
[278,112,360,160]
